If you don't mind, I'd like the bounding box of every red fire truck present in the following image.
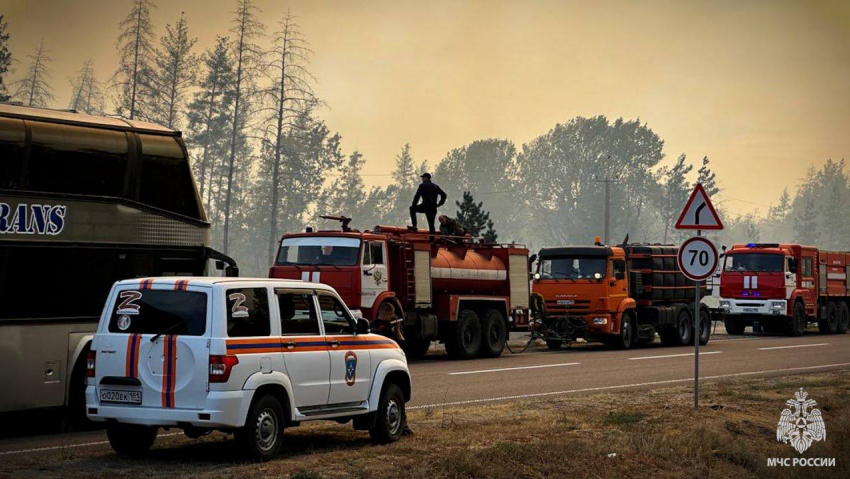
[718,243,850,336]
[268,219,532,359]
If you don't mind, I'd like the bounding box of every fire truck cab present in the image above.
[269,221,532,360]
[719,243,849,336]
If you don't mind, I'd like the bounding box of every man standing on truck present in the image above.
[408,173,446,234]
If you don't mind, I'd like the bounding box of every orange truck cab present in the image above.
[531,243,711,350]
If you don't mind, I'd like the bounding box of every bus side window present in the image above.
[0,117,26,189]
[27,121,128,196]
[138,134,202,220]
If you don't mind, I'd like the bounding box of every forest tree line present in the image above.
[0,4,847,276]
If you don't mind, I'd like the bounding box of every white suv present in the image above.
[86,277,411,461]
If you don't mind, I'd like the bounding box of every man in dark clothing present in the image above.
[409,173,446,234]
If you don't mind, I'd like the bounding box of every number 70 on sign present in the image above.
[677,236,719,282]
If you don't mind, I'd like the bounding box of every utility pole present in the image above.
[596,158,618,245]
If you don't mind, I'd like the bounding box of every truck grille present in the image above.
[545,299,592,314]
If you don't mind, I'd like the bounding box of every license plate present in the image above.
[743,308,758,313]
[557,300,575,305]
[100,389,142,405]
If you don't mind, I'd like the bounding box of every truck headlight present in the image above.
[720,300,730,309]
[593,317,607,325]
[771,302,784,309]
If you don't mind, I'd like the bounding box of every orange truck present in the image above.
[531,243,711,349]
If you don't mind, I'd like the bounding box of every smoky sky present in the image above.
[3,0,849,215]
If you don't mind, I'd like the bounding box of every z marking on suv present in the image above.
[86,277,411,461]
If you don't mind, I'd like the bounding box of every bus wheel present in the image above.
[818,302,839,334]
[838,302,850,334]
[67,345,91,425]
[785,302,807,337]
[445,310,481,359]
[479,309,507,358]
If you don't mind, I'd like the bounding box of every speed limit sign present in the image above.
[677,236,719,281]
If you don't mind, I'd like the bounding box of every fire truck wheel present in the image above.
[723,315,744,335]
[403,339,431,359]
[480,309,507,358]
[445,310,481,359]
[818,302,839,334]
[698,309,711,346]
[838,302,850,334]
[106,423,157,457]
[785,301,807,337]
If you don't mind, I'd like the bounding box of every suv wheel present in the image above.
[106,423,157,456]
[785,302,807,337]
[818,302,839,334]
[236,395,285,461]
[370,383,405,444]
[479,309,507,358]
[445,309,481,359]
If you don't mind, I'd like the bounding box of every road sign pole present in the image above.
[694,229,701,410]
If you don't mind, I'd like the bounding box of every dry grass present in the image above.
[2,370,849,479]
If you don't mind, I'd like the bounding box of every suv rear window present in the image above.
[109,290,207,335]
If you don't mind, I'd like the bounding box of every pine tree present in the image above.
[455,191,498,241]
[187,36,235,214]
[768,188,791,223]
[152,13,198,129]
[0,15,11,102]
[259,8,318,263]
[794,194,820,245]
[697,156,719,197]
[68,60,104,114]
[113,0,156,120]
[12,38,54,107]
[222,0,264,254]
[657,154,693,243]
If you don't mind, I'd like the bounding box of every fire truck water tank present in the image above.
[430,247,508,294]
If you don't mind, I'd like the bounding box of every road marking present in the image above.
[409,362,850,410]
[758,343,829,351]
[0,432,179,457]
[628,351,721,361]
[448,362,580,376]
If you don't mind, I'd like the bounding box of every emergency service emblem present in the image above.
[345,351,357,386]
[776,388,826,454]
[373,270,383,286]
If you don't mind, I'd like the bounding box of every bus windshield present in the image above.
[277,237,361,266]
[539,257,607,279]
[724,253,784,272]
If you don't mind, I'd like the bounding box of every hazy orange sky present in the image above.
[3,0,849,216]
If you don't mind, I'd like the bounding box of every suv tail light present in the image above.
[209,355,238,383]
[86,350,96,378]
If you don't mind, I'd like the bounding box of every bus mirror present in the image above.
[225,266,240,277]
[215,260,225,270]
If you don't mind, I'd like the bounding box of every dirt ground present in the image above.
[2,369,848,479]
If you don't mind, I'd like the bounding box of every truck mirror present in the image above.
[533,273,541,280]
[215,260,225,270]
[356,317,371,335]
[615,272,625,280]
[225,266,240,277]
[788,258,798,274]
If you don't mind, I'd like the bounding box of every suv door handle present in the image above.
[283,341,297,350]
[327,339,340,348]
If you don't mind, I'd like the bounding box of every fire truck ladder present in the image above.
[403,242,416,304]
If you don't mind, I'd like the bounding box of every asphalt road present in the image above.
[2,329,849,456]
